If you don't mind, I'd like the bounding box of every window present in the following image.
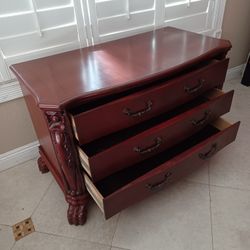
[164,0,214,34]
[0,0,226,102]
[0,0,88,82]
[87,0,226,44]
[87,0,156,43]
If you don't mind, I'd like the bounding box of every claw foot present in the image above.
[66,193,89,225]
[37,157,49,174]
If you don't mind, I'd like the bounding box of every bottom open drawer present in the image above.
[84,118,240,219]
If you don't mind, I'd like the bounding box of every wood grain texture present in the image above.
[10,27,231,109]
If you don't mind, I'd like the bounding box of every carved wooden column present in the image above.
[43,110,89,225]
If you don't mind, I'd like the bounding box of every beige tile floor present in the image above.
[0,78,249,250]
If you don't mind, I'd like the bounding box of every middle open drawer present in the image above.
[78,88,234,182]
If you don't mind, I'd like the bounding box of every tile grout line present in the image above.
[208,160,215,250]
[110,212,121,248]
[0,157,38,174]
[35,229,112,248]
[10,240,16,250]
[0,223,13,227]
[31,179,54,218]
[184,179,209,187]
[209,183,250,192]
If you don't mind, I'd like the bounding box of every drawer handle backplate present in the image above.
[123,100,153,117]
[185,79,205,94]
[192,110,211,126]
[199,143,218,160]
[146,172,172,191]
[134,137,163,155]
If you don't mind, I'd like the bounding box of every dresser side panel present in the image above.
[19,81,61,177]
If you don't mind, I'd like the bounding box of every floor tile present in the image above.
[185,161,209,184]
[210,80,250,190]
[223,79,250,125]
[210,186,250,250]
[0,159,52,225]
[209,120,250,190]
[12,232,111,250]
[112,181,212,250]
[0,225,15,250]
[32,181,119,245]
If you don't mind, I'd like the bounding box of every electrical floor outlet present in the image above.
[12,217,35,241]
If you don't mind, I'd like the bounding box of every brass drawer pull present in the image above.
[134,137,163,155]
[185,79,205,94]
[192,111,211,126]
[123,100,153,117]
[146,172,172,191]
[199,143,217,159]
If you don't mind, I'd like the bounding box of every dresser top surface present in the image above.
[11,27,231,109]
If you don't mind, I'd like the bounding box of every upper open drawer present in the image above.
[70,59,229,144]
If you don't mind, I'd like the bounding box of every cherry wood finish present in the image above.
[44,111,89,225]
[85,118,240,219]
[71,59,229,144]
[11,27,236,225]
[78,89,234,182]
[10,27,231,109]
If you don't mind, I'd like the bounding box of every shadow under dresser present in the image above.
[10,27,240,225]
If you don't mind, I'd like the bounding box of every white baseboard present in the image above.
[226,64,245,81]
[0,141,39,172]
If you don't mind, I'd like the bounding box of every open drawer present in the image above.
[79,88,234,182]
[71,59,229,144]
[84,118,240,219]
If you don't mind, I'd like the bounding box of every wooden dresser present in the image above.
[11,27,240,226]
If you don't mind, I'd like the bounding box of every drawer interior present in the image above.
[89,118,229,197]
[80,89,225,157]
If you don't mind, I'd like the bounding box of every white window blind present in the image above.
[0,0,226,87]
[164,0,216,35]
[0,0,88,82]
[0,48,10,82]
[86,0,225,44]
[87,0,156,43]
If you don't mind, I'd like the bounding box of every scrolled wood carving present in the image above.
[45,110,89,225]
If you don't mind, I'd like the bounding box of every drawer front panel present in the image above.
[79,89,234,182]
[84,119,240,219]
[72,59,229,144]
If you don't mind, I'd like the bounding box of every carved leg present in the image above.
[37,156,49,174]
[44,110,89,226]
[66,193,89,225]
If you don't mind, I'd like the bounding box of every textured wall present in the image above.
[1,0,250,154]
[221,0,250,68]
[0,98,36,154]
